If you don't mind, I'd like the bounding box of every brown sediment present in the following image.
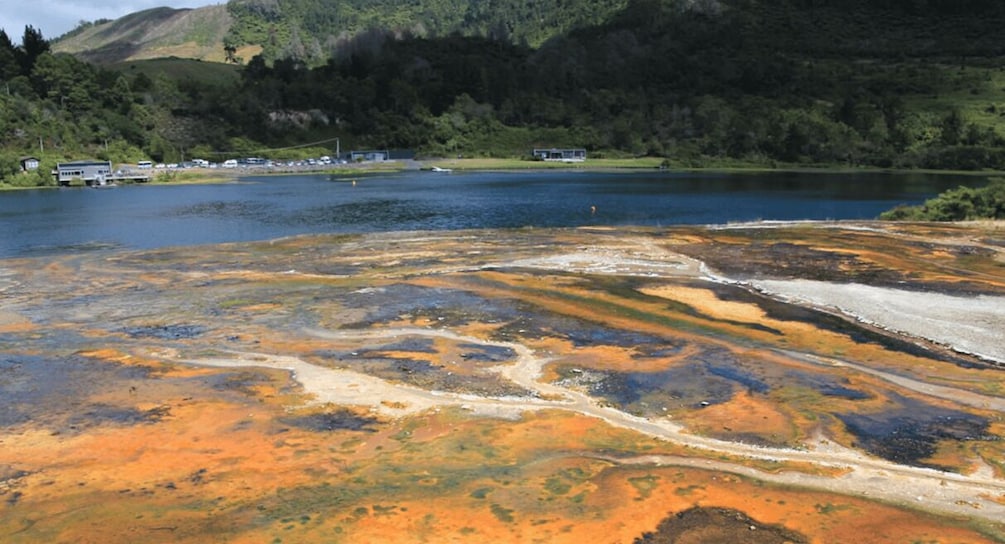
[673,391,797,446]
[0,318,34,334]
[1,223,1004,542]
[0,298,33,333]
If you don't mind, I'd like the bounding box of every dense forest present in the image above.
[5,0,1005,188]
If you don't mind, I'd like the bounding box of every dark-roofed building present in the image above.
[20,157,40,172]
[349,150,390,162]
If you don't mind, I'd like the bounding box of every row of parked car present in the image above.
[135,156,348,170]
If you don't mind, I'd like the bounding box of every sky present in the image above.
[1,0,220,42]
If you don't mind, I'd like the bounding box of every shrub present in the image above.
[880,178,1005,221]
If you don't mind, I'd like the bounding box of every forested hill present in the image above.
[51,0,1005,65]
[51,0,631,64]
[7,0,1005,188]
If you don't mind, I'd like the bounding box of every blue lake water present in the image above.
[0,169,985,258]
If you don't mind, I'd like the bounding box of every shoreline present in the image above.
[3,159,1002,191]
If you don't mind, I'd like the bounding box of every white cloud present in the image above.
[1,1,220,42]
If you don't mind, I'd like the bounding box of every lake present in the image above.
[0,169,984,258]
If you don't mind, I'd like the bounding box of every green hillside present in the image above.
[50,0,1005,68]
[111,58,241,87]
[52,0,630,66]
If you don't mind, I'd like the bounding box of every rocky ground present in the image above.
[1,221,1003,543]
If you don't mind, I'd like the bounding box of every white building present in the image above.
[55,160,112,186]
[532,148,587,162]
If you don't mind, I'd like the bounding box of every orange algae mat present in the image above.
[1,223,1004,542]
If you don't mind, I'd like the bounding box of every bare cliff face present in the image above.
[1,222,1004,542]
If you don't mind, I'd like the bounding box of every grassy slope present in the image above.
[757,2,1005,149]
[799,58,1005,155]
[912,64,1005,132]
[52,5,243,64]
[110,57,241,87]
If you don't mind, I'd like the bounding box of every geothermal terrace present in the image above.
[1,221,1004,542]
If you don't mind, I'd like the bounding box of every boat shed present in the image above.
[55,160,112,186]
[349,150,390,162]
[532,148,587,162]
